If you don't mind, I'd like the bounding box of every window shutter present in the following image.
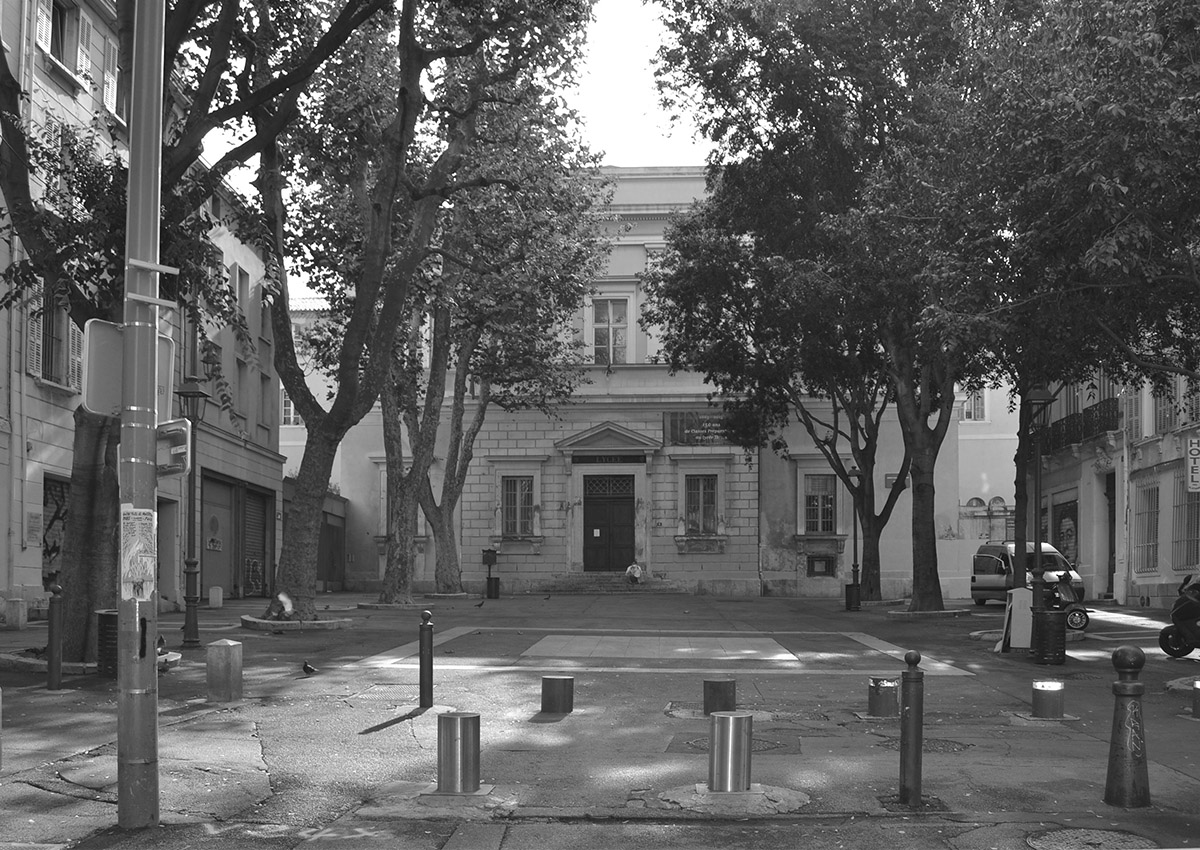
[102,37,118,113]
[35,0,51,51]
[68,320,83,391]
[76,14,92,78]
[26,282,44,378]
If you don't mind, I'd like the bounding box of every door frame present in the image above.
[567,461,650,571]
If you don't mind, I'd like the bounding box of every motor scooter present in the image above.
[1048,575,1089,631]
[1158,574,1200,658]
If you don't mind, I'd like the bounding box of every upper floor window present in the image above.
[592,298,627,365]
[501,475,535,537]
[1154,384,1178,434]
[36,0,92,83]
[27,282,82,390]
[281,389,302,426]
[803,474,836,534]
[960,391,985,421]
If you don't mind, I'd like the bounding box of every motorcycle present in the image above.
[1048,575,1090,631]
[1158,574,1200,658]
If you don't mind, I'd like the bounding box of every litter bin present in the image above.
[486,575,500,599]
[1031,608,1067,665]
[96,609,119,679]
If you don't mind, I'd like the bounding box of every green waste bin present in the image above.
[1031,609,1067,665]
[96,609,119,679]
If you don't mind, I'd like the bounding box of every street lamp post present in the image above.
[176,377,210,649]
[1026,387,1056,660]
[845,467,864,612]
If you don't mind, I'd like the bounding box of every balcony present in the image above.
[1042,398,1120,454]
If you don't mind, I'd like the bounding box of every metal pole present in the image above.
[182,429,200,648]
[46,584,63,690]
[898,650,923,807]
[419,610,433,708]
[118,0,166,828]
[1031,431,1045,612]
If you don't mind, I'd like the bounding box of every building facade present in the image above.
[0,0,283,614]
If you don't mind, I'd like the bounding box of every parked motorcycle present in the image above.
[1049,575,1090,631]
[1158,574,1200,658]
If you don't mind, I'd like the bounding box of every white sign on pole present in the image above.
[1188,438,1200,493]
[82,319,176,423]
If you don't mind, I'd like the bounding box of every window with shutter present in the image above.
[76,14,91,78]
[26,283,44,378]
[102,37,118,113]
[68,321,83,391]
[35,0,52,51]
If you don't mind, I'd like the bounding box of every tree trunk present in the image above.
[59,408,121,662]
[859,511,882,601]
[378,364,425,604]
[423,499,464,594]
[908,441,945,611]
[271,423,341,620]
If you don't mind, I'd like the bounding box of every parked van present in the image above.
[970,541,1084,606]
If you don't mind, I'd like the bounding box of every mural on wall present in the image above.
[1053,501,1078,564]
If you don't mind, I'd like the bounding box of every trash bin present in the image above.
[1031,609,1067,665]
[844,582,861,612]
[486,576,500,599]
[96,609,119,679]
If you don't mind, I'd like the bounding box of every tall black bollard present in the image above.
[419,610,434,709]
[899,650,924,807]
[1103,646,1150,807]
[47,584,63,691]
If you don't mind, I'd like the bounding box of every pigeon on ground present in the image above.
[543,594,551,600]
[302,661,318,676]
[474,599,485,608]
[156,634,167,655]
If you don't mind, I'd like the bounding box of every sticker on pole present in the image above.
[1189,438,1200,493]
[121,505,157,601]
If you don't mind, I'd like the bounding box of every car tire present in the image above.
[974,598,987,606]
[1065,606,1089,631]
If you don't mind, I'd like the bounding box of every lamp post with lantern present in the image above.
[845,467,865,612]
[175,377,210,649]
[1025,386,1060,662]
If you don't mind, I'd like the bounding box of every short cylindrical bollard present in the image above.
[541,675,574,713]
[437,712,480,794]
[47,585,63,691]
[899,650,924,807]
[703,678,736,715]
[206,639,243,703]
[419,611,433,709]
[1192,680,1200,719]
[708,711,753,792]
[868,676,899,716]
[1104,646,1150,808]
[1032,680,1065,719]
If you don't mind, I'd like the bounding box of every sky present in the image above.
[572,0,710,167]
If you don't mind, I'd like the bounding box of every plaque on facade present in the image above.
[663,411,730,446]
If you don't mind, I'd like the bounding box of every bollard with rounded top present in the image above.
[868,676,899,716]
[899,650,924,807]
[703,678,736,715]
[541,675,574,713]
[47,585,63,691]
[419,611,434,709]
[1104,646,1150,807]
[1032,679,1065,719]
[708,710,753,792]
[437,711,480,794]
[1193,680,1200,719]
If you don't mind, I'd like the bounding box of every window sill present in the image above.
[674,535,727,554]
[792,534,846,555]
[489,535,544,555]
[33,376,79,397]
[43,52,87,95]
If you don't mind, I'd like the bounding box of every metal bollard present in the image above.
[1104,646,1150,807]
[1192,680,1199,719]
[206,639,243,702]
[898,650,923,807]
[1032,680,1065,719]
[1,685,4,770]
[419,611,433,709]
[703,678,736,715]
[541,675,574,713]
[437,712,480,793]
[707,711,753,792]
[868,676,899,716]
[47,585,63,691]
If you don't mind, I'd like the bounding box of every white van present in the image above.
[970,541,1085,606]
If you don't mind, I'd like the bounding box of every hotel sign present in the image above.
[1188,438,1200,492]
[664,411,730,446]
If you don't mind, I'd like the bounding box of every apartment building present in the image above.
[0,0,283,612]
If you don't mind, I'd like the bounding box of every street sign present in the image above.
[82,319,175,423]
[1188,438,1200,492]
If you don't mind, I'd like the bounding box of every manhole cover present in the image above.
[1026,828,1158,849]
[351,684,419,703]
[875,737,971,754]
[684,736,784,753]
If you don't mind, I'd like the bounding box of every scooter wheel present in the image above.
[1159,625,1195,658]
[1065,606,1089,631]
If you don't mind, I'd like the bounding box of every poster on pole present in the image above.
[120,505,157,601]
[1188,438,1200,493]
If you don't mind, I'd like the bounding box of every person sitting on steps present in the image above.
[625,562,643,585]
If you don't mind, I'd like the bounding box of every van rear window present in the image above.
[973,555,1005,575]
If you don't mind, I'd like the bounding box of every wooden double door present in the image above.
[582,474,635,572]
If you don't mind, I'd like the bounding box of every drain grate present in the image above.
[1026,828,1158,850]
[684,736,784,753]
[350,684,420,703]
[875,737,972,754]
